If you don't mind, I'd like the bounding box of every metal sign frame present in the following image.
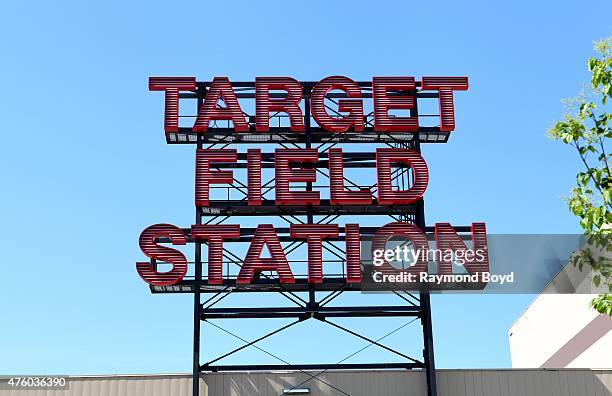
[144,79,475,396]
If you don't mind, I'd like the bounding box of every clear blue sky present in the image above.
[1,0,610,375]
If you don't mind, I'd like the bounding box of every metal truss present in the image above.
[148,81,456,396]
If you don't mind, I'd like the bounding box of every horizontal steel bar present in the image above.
[200,306,422,313]
[152,277,485,294]
[200,305,421,320]
[200,362,423,372]
[200,312,421,319]
[197,200,418,217]
[165,128,448,145]
[151,278,361,294]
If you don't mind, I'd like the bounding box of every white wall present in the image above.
[509,294,611,368]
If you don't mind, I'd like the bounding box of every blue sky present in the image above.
[0,0,610,374]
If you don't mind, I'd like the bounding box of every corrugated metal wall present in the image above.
[1,369,610,396]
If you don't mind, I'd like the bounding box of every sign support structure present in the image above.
[143,78,474,396]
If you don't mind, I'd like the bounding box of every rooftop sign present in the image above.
[138,75,487,291]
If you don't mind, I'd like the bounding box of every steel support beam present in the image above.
[414,126,438,396]
[192,89,205,396]
[202,362,423,372]
[180,80,440,396]
[200,305,421,320]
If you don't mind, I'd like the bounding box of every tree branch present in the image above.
[573,139,612,211]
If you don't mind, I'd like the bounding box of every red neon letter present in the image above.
[421,77,469,132]
[191,224,240,285]
[247,148,262,206]
[149,77,196,133]
[237,224,294,284]
[136,224,188,286]
[376,148,428,205]
[434,222,488,277]
[256,77,304,132]
[194,77,249,132]
[345,224,362,283]
[290,224,339,283]
[329,148,372,205]
[373,77,418,132]
[195,149,236,207]
[371,222,429,276]
[311,76,364,132]
[275,148,320,206]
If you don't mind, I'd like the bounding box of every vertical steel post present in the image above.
[304,88,313,225]
[304,90,317,308]
[420,290,437,396]
[413,94,438,395]
[193,87,204,396]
